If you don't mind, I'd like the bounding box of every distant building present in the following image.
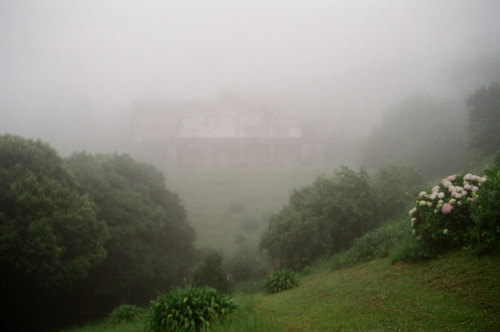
[130,99,327,167]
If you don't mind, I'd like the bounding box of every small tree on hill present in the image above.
[467,81,500,155]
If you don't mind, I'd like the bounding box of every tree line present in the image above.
[0,135,196,330]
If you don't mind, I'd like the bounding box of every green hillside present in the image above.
[64,251,500,332]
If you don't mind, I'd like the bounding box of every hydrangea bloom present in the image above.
[442,203,453,215]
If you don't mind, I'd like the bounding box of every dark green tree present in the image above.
[466,81,500,155]
[65,152,196,308]
[361,95,470,179]
[192,250,230,293]
[0,135,107,329]
[260,166,381,269]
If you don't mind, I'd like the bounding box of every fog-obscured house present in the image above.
[130,98,327,166]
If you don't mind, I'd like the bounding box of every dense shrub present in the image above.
[225,247,268,282]
[468,158,500,254]
[192,250,231,293]
[410,173,486,250]
[467,81,500,156]
[260,166,385,269]
[108,304,145,324]
[264,269,299,294]
[145,287,235,332]
[372,163,422,221]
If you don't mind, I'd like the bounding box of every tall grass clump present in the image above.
[264,269,299,294]
[145,286,236,332]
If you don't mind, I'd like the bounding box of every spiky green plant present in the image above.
[145,286,236,332]
[264,269,299,293]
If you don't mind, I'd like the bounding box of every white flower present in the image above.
[432,185,440,192]
[446,175,456,182]
[438,192,445,199]
[427,202,432,207]
[480,176,487,183]
[472,186,479,192]
[464,184,472,190]
[443,228,448,234]
[434,209,438,214]
[461,191,467,197]
[438,200,443,204]
[419,200,427,207]
[443,181,452,188]
[464,173,472,181]
[419,191,427,197]
[449,198,456,204]
[409,208,416,216]
[430,193,437,200]
[457,201,462,206]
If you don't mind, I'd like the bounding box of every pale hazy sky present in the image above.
[1,0,500,145]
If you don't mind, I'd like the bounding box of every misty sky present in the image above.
[1,0,500,150]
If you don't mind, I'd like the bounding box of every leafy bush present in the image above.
[108,304,145,324]
[468,160,500,254]
[225,247,268,282]
[145,286,236,332]
[410,173,486,250]
[192,250,230,293]
[264,269,299,293]
[372,163,423,221]
[466,81,500,156]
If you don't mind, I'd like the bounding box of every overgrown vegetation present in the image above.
[145,286,236,332]
[264,269,299,294]
[260,164,420,269]
[360,95,471,178]
[467,81,500,156]
[108,304,145,324]
[0,136,197,330]
[192,250,231,293]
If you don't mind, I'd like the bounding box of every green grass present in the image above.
[65,252,500,331]
[163,164,344,255]
[254,253,500,331]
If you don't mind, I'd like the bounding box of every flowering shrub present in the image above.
[410,173,487,249]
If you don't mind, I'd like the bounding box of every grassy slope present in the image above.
[252,253,500,332]
[65,252,500,332]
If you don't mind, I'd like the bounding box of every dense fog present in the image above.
[1,0,500,157]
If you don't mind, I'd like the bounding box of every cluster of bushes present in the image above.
[259,164,421,269]
[0,135,197,329]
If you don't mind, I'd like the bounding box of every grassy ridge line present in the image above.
[254,252,500,331]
